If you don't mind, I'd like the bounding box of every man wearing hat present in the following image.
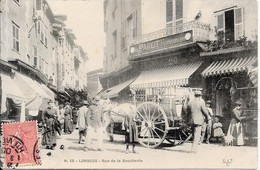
[85,96,104,151]
[77,100,90,144]
[64,102,73,134]
[200,100,214,144]
[187,91,211,153]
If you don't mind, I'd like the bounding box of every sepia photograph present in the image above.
[0,0,258,169]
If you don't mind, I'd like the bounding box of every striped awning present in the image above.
[101,78,136,98]
[130,62,202,89]
[202,56,257,77]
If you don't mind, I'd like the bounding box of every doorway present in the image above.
[215,77,235,133]
[225,10,235,42]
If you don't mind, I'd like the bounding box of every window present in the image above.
[113,30,117,58]
[39,56,42,70]
[166,0,173,23]
[45,27,48,46]
[12,22,19,52]
[175,0,183,33]
[33,46,38,66]
[216,7,244,41]
[235,8,243,40]
[121,21,126,49]
[126,11,137,40]
[36,0,42,10]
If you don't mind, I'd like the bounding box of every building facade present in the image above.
[0,0,88,122]
[102,0,257,141]
[86,68,103,98]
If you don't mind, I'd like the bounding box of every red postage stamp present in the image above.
[1,121,41,168]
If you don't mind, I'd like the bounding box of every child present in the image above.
[213,117,225,142]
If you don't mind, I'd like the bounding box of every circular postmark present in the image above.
[2,135,27,168]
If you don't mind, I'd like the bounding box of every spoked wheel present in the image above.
[135,102,169,148]
[166,124,192,146]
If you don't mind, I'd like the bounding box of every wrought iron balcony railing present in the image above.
[130,20,211,45]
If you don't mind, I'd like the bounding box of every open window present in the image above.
[215,7,244,41]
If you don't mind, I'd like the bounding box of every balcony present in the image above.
[130,20,211,45]
[128,20,211,60]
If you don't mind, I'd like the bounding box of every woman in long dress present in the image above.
[42,100,59,149]
[227,100,245,146]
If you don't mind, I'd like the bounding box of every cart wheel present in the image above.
[135,102,169,148]
[166,125,192,146]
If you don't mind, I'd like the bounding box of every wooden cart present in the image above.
[133,87,201,148]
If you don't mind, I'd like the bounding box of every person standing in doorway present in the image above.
[64,102,73,134]
[200,100,214,144]
[187,91,211,153]
[77,100,89,144]
[227,100,245,146]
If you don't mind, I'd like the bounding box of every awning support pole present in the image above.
[20,101,25,122]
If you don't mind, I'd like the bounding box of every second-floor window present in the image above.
[12,22,19,52]
[216,7,244,41]
[175,0,183,33]
[166,0,173,27]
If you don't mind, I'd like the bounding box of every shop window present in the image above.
[216,7,244,41]
[12,22,19,52]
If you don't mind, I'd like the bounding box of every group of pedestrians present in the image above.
[186,90,245,153]
[41,100,75,150]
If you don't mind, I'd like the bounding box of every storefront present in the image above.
[0,59,55,122]
[128,29,210,103]
[201,49,257,143]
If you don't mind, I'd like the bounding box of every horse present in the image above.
[101,101,136,141]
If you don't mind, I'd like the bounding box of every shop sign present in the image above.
[129,30,193,59]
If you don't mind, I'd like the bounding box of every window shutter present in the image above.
[176,0,183,20]
[234,8,243,40]
[166,0,173,22]
[217,13,224,31]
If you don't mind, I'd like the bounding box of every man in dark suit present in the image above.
[187,91,211,153]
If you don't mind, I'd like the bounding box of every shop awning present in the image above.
[102,78,136,98]
[15,73,50,99]
[40,84,55,100]
[1,73,28,101]
[130,62,202,89]
[202,56,257,77]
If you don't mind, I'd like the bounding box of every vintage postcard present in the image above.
[0,0,258,169]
